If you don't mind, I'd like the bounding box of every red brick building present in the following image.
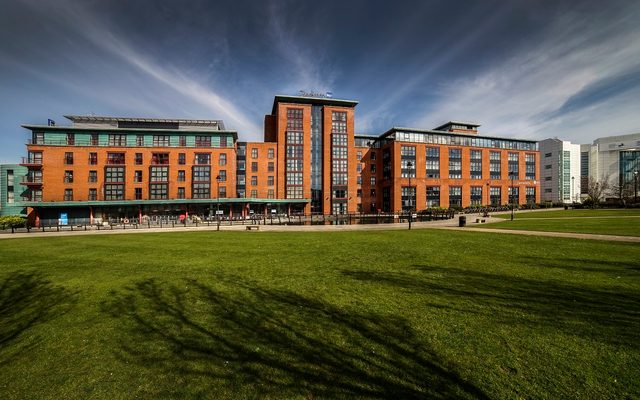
[19,96,539,224]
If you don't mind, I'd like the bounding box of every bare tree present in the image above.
[610,180,633,205]
[586,176,611,207]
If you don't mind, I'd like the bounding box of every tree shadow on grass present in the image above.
[101,278,488,399]
[0,271,76,365]
[342,265,640,349]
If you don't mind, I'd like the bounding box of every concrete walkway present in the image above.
[1,210,638,242]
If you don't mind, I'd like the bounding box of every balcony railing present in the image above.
[20,157,43,166]
[20,176,43,185]
[27,138,232,148]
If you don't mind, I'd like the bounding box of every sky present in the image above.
[1,0,640,163]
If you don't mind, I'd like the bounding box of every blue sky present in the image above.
[1,0,640,163]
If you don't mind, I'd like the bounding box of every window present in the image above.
[357,164,362,173]
[526,187,536,203]
[195,136,211,147]
[470,186,483,205]
[64,170,73,183]
[136,135,144,146]
[150,166,169,182]
[251,148,258,159]
[88,188,97,201]
[219,186,226,198]
[426,147,440,178]
[357,189,362,198]
[400,146,416,178]
[105,167,125,183]
[251,176,258,186]
[357,151,362,160]
[192,183,210,199]
[177,187,185,199]
[238,160,245,171]
[218,170,226,182]
[66,133,75,145]
[149,184,168,199]
[237,175,245,185]
[545,152,552,157]
[490,187,501,206]
[545,164,552,169]
[525,153,536,180]
[237,145,246,156]
[449,186,462,208]
[90,134,99,146]
[107,153,125,165]
[134,170,143,183]
[237,189,245,198]
[32,132,44,144]
[370,151,376,161]
[220,136,228,148]
[250,189,258,198]
[178,153,186,165]
[108,134,126,147]
[135,153,143,165]
[219,153,227,166]
[370,188,376,197]
[134,188,142,200]
[268,162,274,172]
[401,186,416,211]
[267,176,274,186]
[28,151,43,164]
[64,152,74,165]
[268,148,274,159]
[192,166,210,182]
[153,135,170,147]
[509,186,520,204]
[178,170,186,182]
[508,153,519,177]
[151,153,169,165]
[490,151,501,179]
[88,170,97,183]
[195,153,210,165]
[357,176,362,185]
[89,152,97,165]
[267,189,274,199]
[371,176,376,186]
[251,162,258,172]
[64,189,73,201]
[448,149,462,179]
[286,109,304,199]
[426,186,440,208]
[179,136,187,147]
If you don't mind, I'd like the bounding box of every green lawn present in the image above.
[487,209,640,236]
[494,208,640,219]
[1,230,639,399]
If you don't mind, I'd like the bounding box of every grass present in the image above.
[487,209,640,236]
[1,230,639,399]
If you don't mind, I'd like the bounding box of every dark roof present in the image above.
[64,115,225,129]
[377,126,538,143]
[271,95,358,115]
[432,121,481,131]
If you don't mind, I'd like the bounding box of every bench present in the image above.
[246,226,260,231]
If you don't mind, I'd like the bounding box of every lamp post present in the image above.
[216,175,221,231]
[407,161,413,230]
[571,176,575,204]
[634,171,638,204]
[510,173,515,221]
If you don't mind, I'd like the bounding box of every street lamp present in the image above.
[407,161,413,230]
[216,174,221,231]
[510,173,515,221]
[631,170,638,202]
[571,176,575,204]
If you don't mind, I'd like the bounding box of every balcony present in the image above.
[20,157,43,168]
[20,176,43,186]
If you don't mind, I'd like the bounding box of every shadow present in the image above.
[101,278,488,399]
[522,256,640,274]
[0,271,76,365]
[341,265,640,349]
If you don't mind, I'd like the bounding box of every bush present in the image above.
[0,216,27,230]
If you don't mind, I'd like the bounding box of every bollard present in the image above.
[458,216,466,227]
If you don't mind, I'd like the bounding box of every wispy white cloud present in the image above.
[266,1,335,94]
[13,0,262,135]
[410,6,640,143]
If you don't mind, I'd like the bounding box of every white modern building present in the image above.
[539,138,581,203]
[580,132,640,200]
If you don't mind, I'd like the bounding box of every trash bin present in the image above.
[459,216,466,227]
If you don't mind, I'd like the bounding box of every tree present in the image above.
[585,176,611,208]
[610,181,633,206]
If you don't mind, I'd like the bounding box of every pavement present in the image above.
[1,209,638,242]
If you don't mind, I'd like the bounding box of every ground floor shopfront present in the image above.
[24,199,309,226]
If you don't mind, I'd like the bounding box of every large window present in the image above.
[286,108,304,199]
[108,134,126,147]
[195,136,211,147]
[192,166,210,182]
[448,149,462,179]
[401,186,416,211]
[64,170,73,183]
[400,146,416,178]
[88,188,97,201]
[105,167,125,183]
[64,189,73,201]
[470,150,482,179]
[426,186,440,207]
[192,183,210,199]
[449,186,462,208]
[508,153,519,178]
[525,153,536,180]
[89,152,98,165]
[151,153,169,165]
[490,151,501,179]
[88,170,97,183]
[195,153,211,165]
[219,153,227,166]
[251,148,258,159]
[107,153,125,165]
[470,186,483,205]
[104,184,124,200]
[150,166,168,182]
[149,184,168,199]
[153,135,170,147]
[490,187,501,205]
[64,152,74,165]
[426,147,440,178]
[526,187,536,203]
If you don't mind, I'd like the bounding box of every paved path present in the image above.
[1,210,638,242]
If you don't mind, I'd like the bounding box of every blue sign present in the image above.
[59,213,68,226]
